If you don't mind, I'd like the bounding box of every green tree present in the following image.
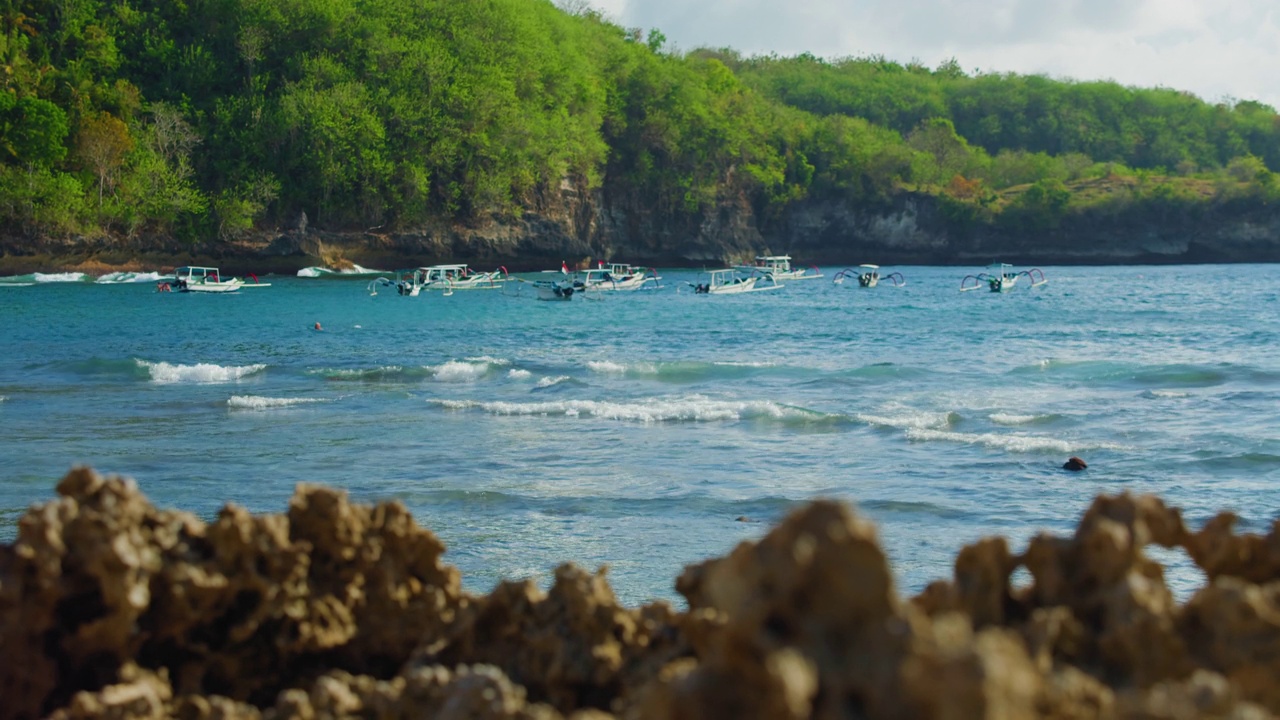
[75,111,133,206]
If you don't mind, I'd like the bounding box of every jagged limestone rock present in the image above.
[6,471,1280,719]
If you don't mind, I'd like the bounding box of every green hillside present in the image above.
[1,0,1278,245]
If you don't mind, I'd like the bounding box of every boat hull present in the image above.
[534,282,574,300]
[179,281,242,293]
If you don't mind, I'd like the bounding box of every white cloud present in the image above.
[586,0,1280,109]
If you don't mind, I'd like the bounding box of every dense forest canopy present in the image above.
[0,0,1277,242]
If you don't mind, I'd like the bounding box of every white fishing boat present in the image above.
[735,255,822,281]
[366,267,434,296]
[583,263,662,291]
[960,263,1048,292]
[172,266,243,293]
[533,278,576,301]
[415,264,508,291]
[832,264,905,288]
[689,268,784,295]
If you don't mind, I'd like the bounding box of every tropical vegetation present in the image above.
[0,0,1277,243]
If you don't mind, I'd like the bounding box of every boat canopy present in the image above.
[174,266,221,278]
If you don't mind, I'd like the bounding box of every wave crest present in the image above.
[138,360,267,384]
[430,359,502,382]
[33,272,88,283]
[227,395,325,409]
[905,428,1124,454]
[95,271,166,283]
[433,395,833,424]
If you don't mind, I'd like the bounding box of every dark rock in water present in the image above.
[735,516,751,523]
[1063,456,1088,471]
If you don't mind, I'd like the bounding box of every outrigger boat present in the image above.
[735,255,822,281]
[366,264,507,296]
[688,268,784,295]
[171,266,243,293]
[415,264,507,291]
[960,263,1048,293]
[532,278,576,301]
[833,264,905,288]
[366,270,423,297]
[576,263,662,291]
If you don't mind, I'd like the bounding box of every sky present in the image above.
[579,0,1280,111]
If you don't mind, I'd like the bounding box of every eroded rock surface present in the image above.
[3,468,1280,719]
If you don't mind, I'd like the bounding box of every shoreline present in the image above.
[3,249,1277,279]
[3,468,1277,719]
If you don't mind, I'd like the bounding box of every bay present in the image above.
[1,264,1277,604]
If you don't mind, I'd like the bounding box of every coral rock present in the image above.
[9,470,1280,719]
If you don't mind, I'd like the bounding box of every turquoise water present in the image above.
[1,265,1277,603]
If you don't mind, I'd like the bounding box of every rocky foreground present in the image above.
[2,469,1278,719]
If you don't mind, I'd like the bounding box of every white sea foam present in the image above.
[507,369,533,380]
[536,375,571,388]
[139,360,267,384]
[430,359,498,382]
[905,428,1125,454]
[1144,389,1190,399]
[855,408,958,432]
[227,395,325,409]
[297,264,387,277]
[95,271,166,283]
[990,413,1041,426]
[465,356,511,367]
[433,396,821,424]
[586,360,658,375]
[311,365,403,379]
[33,272,87,283]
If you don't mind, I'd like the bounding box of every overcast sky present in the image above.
[581,0,1280,111]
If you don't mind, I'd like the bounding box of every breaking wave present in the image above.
[138,360,267,384]
[904,428,1124,454]
[95,271,167,284]
[297,264,388,277]
[431,395,838,425]
[429,358,506,382]
[33,272,89,283]
[227,395,326,410]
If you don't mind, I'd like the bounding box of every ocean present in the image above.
[1,264,1277,604]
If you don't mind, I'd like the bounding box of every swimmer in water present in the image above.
[314,322,322,331]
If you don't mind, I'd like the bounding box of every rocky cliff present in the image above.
[2,186,1279,275]
[4,468,1280,719]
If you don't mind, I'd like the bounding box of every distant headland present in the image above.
[2,0,1280,276]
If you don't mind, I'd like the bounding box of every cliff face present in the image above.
[3,185,1279,275]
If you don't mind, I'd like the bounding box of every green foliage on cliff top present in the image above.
[0,0,1277,243]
